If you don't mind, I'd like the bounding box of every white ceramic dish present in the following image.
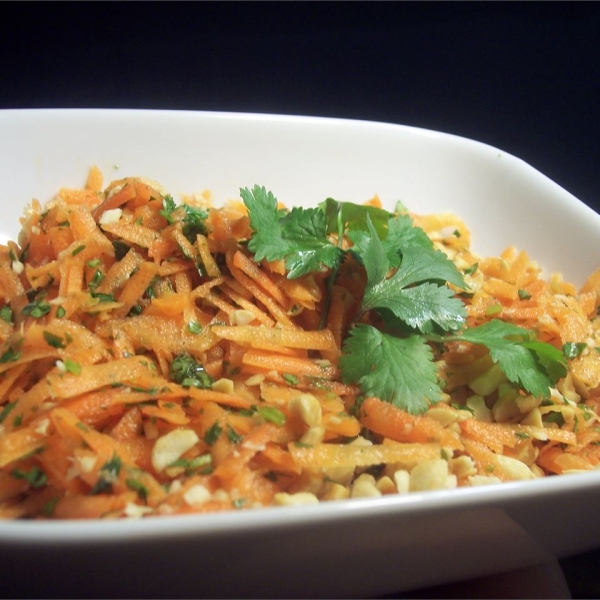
[1,109,599,598]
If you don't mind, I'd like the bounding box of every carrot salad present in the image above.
[1,166,600,520]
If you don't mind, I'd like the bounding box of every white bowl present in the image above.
[1,109,599,598]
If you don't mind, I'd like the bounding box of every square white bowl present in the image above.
[0,109,599,598]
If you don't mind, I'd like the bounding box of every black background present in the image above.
[2,2,600,598]
[2,2,599,209]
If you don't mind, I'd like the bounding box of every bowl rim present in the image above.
[1,468,599,544]
[1,108,599,545]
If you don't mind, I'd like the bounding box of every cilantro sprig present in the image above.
[242,185,570,414]
[160,195,209,244]
[340,325,442,414]
[241,185,345,279]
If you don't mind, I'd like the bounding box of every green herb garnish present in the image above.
[90,454,122,495]
[204,422,223,446]
[11,466,47,488]
[244,186,569,415]
[170,354,213,389]
[256,405,286,426]
[0,305,13,324]
[563,341,588,360]
[43,330,66,349]
[22,299,51,319]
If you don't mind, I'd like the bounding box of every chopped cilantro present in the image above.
[90,291,116,303]
[170,354,213,389]
[42,497,59,517]
[90,454,122,495]
[563,341,588,360]
[11,466,47,488]
[88,269,105,291]
[282,373,299,386]
[256,405,286,426]
[169,454,212,472]
[160,195,209,244]
[0,305,13,324]
[518,289,532,300]
[22,299,51,319]
[187,321,202,334]
[64,359,82,375]
[204,421,223,446]
[0,402,17,424]
[128,304,143,316]
[451,403,473,414]
[485,304,503,317]
[232,498,246,509]
[126,478,149,503]
[226,425,243,444]
[0,343,21,364]
[237,408,255,417]
[43,330,66,349]
[463,262,479,275]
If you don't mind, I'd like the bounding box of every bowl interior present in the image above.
[1,109,599,286]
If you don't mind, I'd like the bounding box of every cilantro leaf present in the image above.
[349,213,434,269]
[370,282,468,334]
[241,185,288,262]
[340,324,442,414]
[181,205,209,244]
[319,197,392,238]
[359,217,466,333]
[524,341,568,382]
[159,196,178,224]
[388,245,466,290]
[279,207,345,278]
[241,185,344,279]
[355,213,390,286]
[453,320,567,398]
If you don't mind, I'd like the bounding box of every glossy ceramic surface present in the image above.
[1,110,599,598]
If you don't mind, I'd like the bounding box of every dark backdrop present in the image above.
[2,2,600,598]
[2,2,599,209]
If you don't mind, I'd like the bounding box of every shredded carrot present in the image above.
[2,168,600,521]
